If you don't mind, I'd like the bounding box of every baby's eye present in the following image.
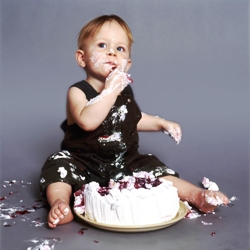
[117,46,125,52]
[98,43,107,48]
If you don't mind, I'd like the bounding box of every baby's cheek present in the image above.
[120,59,129,72]
[90,51,105,68]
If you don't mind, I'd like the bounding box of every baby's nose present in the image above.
[106,48,115,56]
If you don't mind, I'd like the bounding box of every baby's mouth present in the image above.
[105,61,116,66]
[104,61,117,71]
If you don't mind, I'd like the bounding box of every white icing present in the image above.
[57,167,67,178]
[72,173,79,180]
[90,51,105,69]
[183,201,192,210]
[80,175,86,181]
[163,130,182,144]
[98,132,122,142]
[74,171,179,225]
[229,196,238,202]
[49,150,72,160]
[205,194,224,206]
[166,168,175,175]
[201,221,212,225]
[107,48,115,55]
[40,178,45,183]
[202,177,219,191]
[120,59,128,72]
[32,220,45,227]
[89,50,128,71]
[114,105,128,121]
[4,180,16,184]
[26,238,61,250]
[186,212,201,219]
[0,206,36,220]
[183,201,201,219]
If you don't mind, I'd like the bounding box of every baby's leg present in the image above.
[46,182,74,228]
[162,176,229,213]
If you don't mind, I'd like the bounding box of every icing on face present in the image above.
[89,51,118,72]
[86,42,133,106]
[89,51,119,72]
[89,48,128,72]
[90,51,103,68]
[120,59,128,72]
[107,48,115,54]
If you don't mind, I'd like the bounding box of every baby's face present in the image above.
[83,21,131,79]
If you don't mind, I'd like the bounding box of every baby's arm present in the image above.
[67,69,131,131]
[67,86,116,131]
[137,113,182,144]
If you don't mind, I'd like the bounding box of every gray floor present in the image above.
[0,169,248,250]
[1,1,249,249]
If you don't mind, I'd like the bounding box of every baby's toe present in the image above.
[219,193,229,205]
[48,212,59,228]
[54,207,65,219]
[58,202,70,216]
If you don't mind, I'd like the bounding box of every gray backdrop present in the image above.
[0,1,249,249]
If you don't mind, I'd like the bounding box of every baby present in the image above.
[39,15,229,228]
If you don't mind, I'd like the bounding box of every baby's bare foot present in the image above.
[48,199,73,228]
[195,190,229,213]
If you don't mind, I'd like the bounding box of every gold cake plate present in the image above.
[75,201,188,232]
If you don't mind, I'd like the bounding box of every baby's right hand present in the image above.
[105,68,132,95]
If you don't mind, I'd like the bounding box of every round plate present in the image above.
[75,201,187,232]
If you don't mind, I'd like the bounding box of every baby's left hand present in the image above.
[163,121,182,144]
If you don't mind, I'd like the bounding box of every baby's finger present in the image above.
[163,130,181,144]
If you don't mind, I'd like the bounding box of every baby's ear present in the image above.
[75,50,86,68]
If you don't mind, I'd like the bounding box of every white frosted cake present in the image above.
[74,171,180,225]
